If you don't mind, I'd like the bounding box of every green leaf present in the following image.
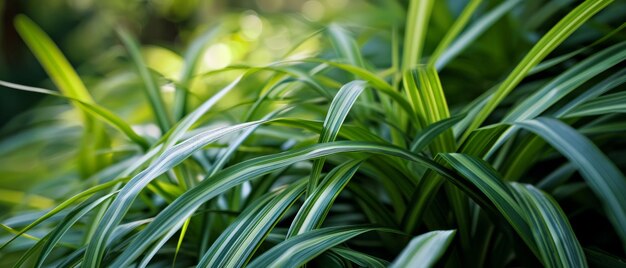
[289,160,363,237]
[565,91,626,117]
[83,121,265,267]
[198,180,306,267]
[516,117,626,245]
[330,247,389,268]
[328,24,365,68]
[530,21,626,75]
[435,0,521,70]
[173,27,220,120]
[14,14,107,175]
[410,115,462,153]
[34,192,118,268]
[13,15,94,103]
[302,59,414,115]
[117,27,172,132]
[0,189,54,209]
[390,230,456,268]
[0,80,149,149]
[505,41,626,122]
[427,0,483,67]
[171,217,190,268]
[248,226,383,267]
[107,141,494,267]
[462,0,613,141]
[402,0,434,69]
[403,66,454,152]
[510,183,587,268]
[0,178,127,251]
[308,81,365,194]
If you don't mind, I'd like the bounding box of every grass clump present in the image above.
[1,0,625,267]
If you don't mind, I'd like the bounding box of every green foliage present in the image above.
[1,0,625,267]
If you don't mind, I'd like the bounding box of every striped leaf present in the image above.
[390,230,456,268]
[485,41,626,156]
[198,180,305,267]
[435,0,521,70]
[441,153,589,267]
[463,0,613,141]
[327,24,376,119]
[516,117,626,245]
[510,183,587,268]
[427,0,483,67]
[439,153,534,252]
[410,115,462,153]
[402,0,434,69]
[0,178,127,251]
[248,226,382,267]
[162,75,243,150]
[330,247,389,268]
[504,41,626,123]
[555,69,626,117]
[565,91,626,118]
[34,193,118,267]
[289,160,363,237]
[83,121,264,267]
[308,81,365,194]
[107,141,496,266]
[403,66,454,152]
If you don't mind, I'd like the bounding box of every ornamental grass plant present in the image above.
[0,0,625,267]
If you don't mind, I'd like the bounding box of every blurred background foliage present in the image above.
[0,1,336,186]
[0,0,377,193]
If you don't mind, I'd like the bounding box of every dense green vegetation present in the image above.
[1,0,625,267]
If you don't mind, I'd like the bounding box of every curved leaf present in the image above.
[109,141,494,266]
[289,160,363,237]
[117,28,172,132]
[309,80,365,194]
[248,226,383,268]
[516,117,626,245]
[83,121,264,267]
[390,230,456,268]
[510,183,587,268]
[198,180,305,267]
[463,0,613,141]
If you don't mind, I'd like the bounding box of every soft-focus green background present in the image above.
[0,0,407,198]
[0,0,404,123]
